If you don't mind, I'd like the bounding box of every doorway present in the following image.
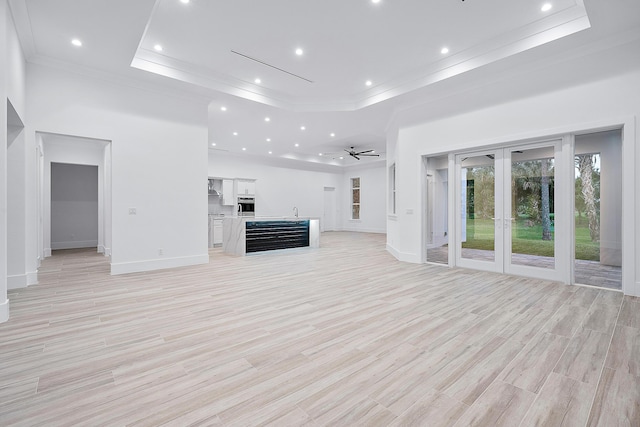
[323,187,336,231]
[51,163,99,250]
[455,140,563,281]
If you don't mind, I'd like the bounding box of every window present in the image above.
[351,177,360,219]
[389,164,396,214]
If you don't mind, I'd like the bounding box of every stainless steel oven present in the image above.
[237,197,255,216]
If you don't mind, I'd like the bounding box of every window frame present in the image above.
[389,163,396,215]
[351,177,361,220]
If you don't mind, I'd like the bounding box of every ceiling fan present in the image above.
[344,146,380,160]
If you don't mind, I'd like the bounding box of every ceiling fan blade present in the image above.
[358,154,380,157]
[355,150,374,154]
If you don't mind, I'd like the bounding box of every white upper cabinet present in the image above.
[236,180,256,196]
[222,179,235,205]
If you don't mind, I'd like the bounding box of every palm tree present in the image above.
[576,154,599,242]
[511,158,553,239]
[540,158,552,240]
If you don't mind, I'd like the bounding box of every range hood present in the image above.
[208,179,222,197]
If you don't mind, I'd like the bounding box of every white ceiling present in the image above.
[8,0,640,166]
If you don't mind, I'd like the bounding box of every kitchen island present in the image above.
[223,217,320,255]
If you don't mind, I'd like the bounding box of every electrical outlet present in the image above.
[129,208,137,215]
[158,248,163,256]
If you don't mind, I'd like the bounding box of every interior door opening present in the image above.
[425,155,449,265]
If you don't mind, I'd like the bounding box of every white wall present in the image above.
[27,64,209,275]
[208,151,343,225]
[7,107,27,290]
[6,3,25,119]
[390,69,640,296]
[208,151,387,234]
[343,162,387,233]
[2,0,29,320]
[50,163,99,250]
[1,0,8,322]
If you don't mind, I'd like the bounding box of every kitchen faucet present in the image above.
[293,206,298,218]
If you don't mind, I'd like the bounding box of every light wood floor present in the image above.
[1,232,638,426]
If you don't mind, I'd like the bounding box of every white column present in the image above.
[1,0,10,322]
[7,117,27,289]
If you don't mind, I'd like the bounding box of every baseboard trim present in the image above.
[386,243,401,260]
[8,274,27,290]
[385,244,421,263]
[51,240,98,250]
[27,271,38,286]
[104,247,112,257]
[110,254,209,275]
[0,299,9,323]
[97,245,105,254]
[45,248,52,257]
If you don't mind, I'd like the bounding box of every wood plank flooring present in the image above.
[1,232,638,426]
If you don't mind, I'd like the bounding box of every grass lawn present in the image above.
[462,217,599,261]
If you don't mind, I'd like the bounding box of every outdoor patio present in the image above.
[426,245,622,290]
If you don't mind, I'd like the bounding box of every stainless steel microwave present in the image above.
[237,197,255,216]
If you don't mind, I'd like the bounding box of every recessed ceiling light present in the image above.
[71,38,82,47]
[268,151,273,154]
[541,3,552,11]
[242,147,247,151]
[220,106,227,111]
[330,133,335,137]
[254,78,262,84]
[295,48,304,56]
[179,0,190,4]
[300,126,306,131]
[319,153,323,156]
[266,138,271,142]
[233,132,238,136]
[365,80,372,87]
[154,44,163,52]
[211,143,216,146]
[265,117,270,122]
[295,143,299,147]
[441,47,449,54]
[372,0,381,4]
[339,156,344,160]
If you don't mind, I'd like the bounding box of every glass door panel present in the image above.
[457,152,500,271]
[508,146,556,271]
[574,131,622,290]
